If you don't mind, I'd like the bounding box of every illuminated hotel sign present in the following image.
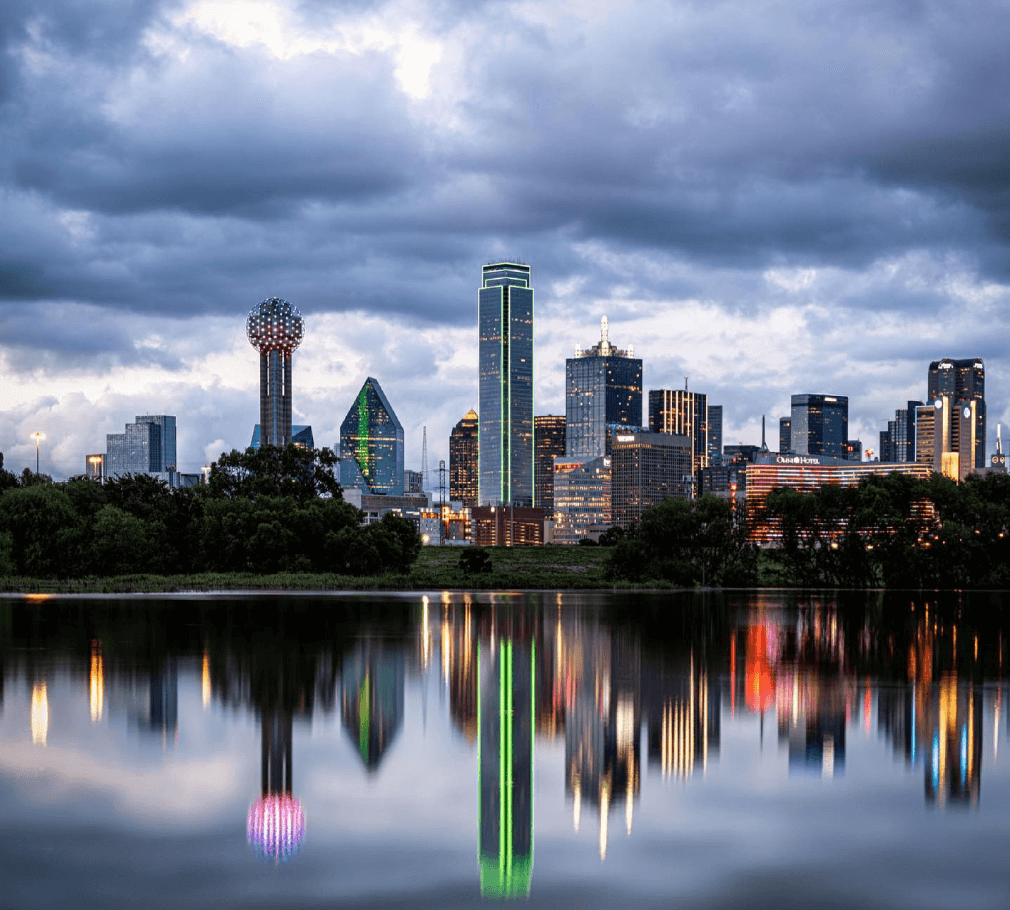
[776,455,823,465]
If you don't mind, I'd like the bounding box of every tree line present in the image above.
[604,471,1010,589]
[0,447,421,578]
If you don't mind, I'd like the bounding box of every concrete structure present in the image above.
[610,431,692,528]
[553,456,612,545]
[479,263,534,506]
[246,297,304,447]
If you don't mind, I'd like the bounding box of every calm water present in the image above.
[1,590,1009,909]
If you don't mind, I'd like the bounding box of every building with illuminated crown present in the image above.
[925,357,986,479]
[449,408,479,507]
[648,389,709,479]
[339,377,405,495]
[246,297,304,447]
[479,263,534,506]
[566,317,642,460]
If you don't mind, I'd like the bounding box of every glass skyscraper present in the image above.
[339,377,405,495]
[648,390,709,477]
[106,415,177,479]
[449,408,480,507]
[566,317,642,460]
[790,394,848,458]
[479,263,534,506]
[534,415,566,514]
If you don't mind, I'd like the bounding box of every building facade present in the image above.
[246,297,304,447]
[106,415,177,479]
[565,317,642,460]
[648,390,708,478]
[790,394,848,458]
[339,377,405,495]
[707,405,723,465]
[251,425,314,449]
[449,408,479,507]
[779,417,791,454]
[479,264,534,506]
[471,506,546,547]
[534,415,566,514]
[927,358,986,472]
[553,456,612,545]
[610,431,692,528]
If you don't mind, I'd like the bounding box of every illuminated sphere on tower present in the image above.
[246,297,304,447]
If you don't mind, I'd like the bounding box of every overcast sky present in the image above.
[2,0,1009,478]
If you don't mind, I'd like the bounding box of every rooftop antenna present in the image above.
[600,315,611,356]
[421,427,429,490]
[761,415,768,452]
[684,375,689,393]
[999,424,1003,456]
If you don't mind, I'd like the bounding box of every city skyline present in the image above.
[2,0,1010,478]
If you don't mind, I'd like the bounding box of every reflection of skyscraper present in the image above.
[341,644,405,770]
[479,636,534,898]
[248,707,306,863]
[479,263,534,507]
[644,657,719,779]
[340,377,406,495]
[924,674,982,807]
[776,672,846,777]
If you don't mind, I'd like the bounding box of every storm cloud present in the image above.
[1,0,1008,476]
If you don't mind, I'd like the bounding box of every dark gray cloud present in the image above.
[1,0,1009,475]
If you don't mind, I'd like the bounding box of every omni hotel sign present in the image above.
[776,455,823,465]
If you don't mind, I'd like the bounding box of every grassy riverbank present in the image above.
[0,546,624,594]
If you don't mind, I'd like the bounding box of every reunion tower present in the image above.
[246,297,304,447]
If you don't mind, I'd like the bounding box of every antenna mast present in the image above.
[421,426,429,490]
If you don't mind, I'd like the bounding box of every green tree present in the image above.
[0,485,82,577]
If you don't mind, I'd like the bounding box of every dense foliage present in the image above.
[759,471,1010,589]
[606,495,758,586]
[0,447,422,578]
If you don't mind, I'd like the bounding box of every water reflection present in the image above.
[1,591,1008,908]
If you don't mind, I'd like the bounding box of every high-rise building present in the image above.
[844,439,862,462]
[404,470,424,494]
[648,390,708,478]
[790,394,848,458]
[246,297,304,447]
[106,415,177,480]
[707,405,723,465]
[566,317,642,460]
[339,377,405,495]
[553,456,612,545]
[779,417,791,454]
[879,425,895,463]
[610,431,692,528]
[895,401,922,463]
[449,409,479,507]
[534,415,566,514]
[479,263,534,506]
[927,358,986,471]
[915,404,936,468]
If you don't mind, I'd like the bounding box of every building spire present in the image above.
[600,315,611,355]
[999,423,1003,456]
[761,415,768,452]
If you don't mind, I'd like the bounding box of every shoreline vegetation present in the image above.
[2,445,1009,595]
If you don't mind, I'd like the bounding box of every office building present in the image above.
[610,431,692,528]
[534,415,566,514]
[566,317,642,459]
[251,425,314,449]
[707,405,723,464]
[844,440,862,462]
[246,297,304,447]
[106,415,177,480]
[339,377,405,495]
[479,263,534,506]
[915,404,936,468]
[404,469,424,494]
[927,358,986,475]
[449,409,479,507]
[471,506,546,546]
[779,417,791,455]
[790,394,848,458]
[553,456,612,545]
[648,390,708,478]
[879,424,895,463]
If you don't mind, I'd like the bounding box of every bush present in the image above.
[459,547,493,575]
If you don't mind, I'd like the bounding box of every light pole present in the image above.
[88,455,104,484]
[30,432,45,474]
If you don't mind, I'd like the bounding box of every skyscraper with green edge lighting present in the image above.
[478,263,534,506]
[478,636,535,898]
[339,376,405,495]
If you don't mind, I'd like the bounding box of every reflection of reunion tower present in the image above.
[248,706,305,862]
[246,297,305,447]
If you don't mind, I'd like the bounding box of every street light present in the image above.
[30,432,45,474]
[88,455,104,484]
[201,465,212,484]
